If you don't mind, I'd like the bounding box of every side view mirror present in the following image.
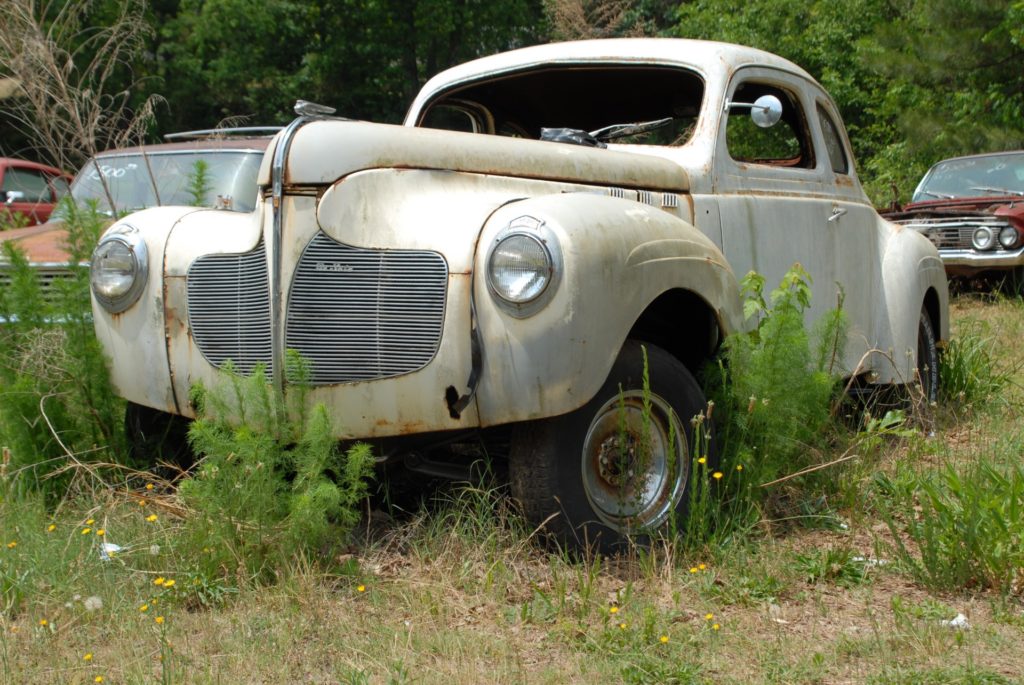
[727,94,784,128]
[4,190,25,206]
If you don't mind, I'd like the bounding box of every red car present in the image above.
[0,158,73,227]
[885,151,1024,280]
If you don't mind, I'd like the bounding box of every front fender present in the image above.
[473,192,742,425]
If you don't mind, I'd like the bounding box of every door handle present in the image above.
[828,207,848,223]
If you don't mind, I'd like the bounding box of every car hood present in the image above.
[0,220,73,264]
[259,119,690,193]
[887,197,1024,225]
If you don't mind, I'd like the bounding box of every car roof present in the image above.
[0,157,72,179]
[407,38,816,122]
[927,150,1024,167]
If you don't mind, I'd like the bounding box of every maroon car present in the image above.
[886,151,1024,280]
[0,158,73,227]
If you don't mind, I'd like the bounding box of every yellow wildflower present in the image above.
[357,585,366,593]
[698,563,706,571]
[38,619,48,627]
[96,529,105,537]
[146,483,154,491]
[86,519,95,525]
[95,677,104,683]
[146,514,158,523]
[47,524,56,532]
[712,623,720,631]
[659,635,669,644]
[736,464,743,471]
[618,622,627,630]
[140,604,149,612]
[609,606,619,615]
[5,541,15,549]
[155,616,165,625]
[705,613,713,620]
[83,653,93,662]
[712,471,723,480]
[697,457,707,465]
[162,579,175,588]
[81,527,92,535]
[154,577,165,586]
[138,500,147,507]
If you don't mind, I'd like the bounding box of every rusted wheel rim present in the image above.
[581,390,688,533]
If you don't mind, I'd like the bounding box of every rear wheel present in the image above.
[917,308,939,404]
[509,340,710,552]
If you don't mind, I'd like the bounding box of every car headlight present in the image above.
[972,226,995,251]
[485,216,562,317]
[998,225,1019,249]
[91,226,148,313]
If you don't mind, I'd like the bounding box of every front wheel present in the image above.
[509,340,710,552]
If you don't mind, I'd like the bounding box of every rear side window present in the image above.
[817,104,848,174]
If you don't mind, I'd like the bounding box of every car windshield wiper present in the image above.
[969,185,1024,197]
[590,117,675,142]
[920,190,956,199]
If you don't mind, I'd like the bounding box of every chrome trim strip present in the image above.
[269,115,313,395]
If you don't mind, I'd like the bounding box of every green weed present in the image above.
[939,318,1015,406]
[794,547,870,587]
[693,264,847,548]
[186,158,212,207]
[181,358,375,579]
[0,198,125,498]
[877,458,1024,594]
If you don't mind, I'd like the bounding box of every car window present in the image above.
[418,65,705,147]
[71,150,265,213]
[726,82,813,168]
[816,104,848,174]
[2,167,52,202]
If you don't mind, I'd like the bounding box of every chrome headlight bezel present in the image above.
[485,216,562,318]
[998,225,1020,249]
[90,225,148,313]
[972,226,995,251]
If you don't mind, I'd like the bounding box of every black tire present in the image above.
[125,402,195,474]
[917,308,939,404]
[509,340,711,552]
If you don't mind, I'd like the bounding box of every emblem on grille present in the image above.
[315,261,355,273]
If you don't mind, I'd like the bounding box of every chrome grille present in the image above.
[187,245,272,375]
[286,232,447,384]
[898,216,1012,250]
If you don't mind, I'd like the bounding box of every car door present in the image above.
[712,67,877,376]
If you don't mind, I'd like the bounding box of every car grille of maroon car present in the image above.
[186,234,448,384]
[898,216,1017,251]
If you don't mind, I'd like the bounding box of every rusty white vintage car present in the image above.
[89,39,948,549]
